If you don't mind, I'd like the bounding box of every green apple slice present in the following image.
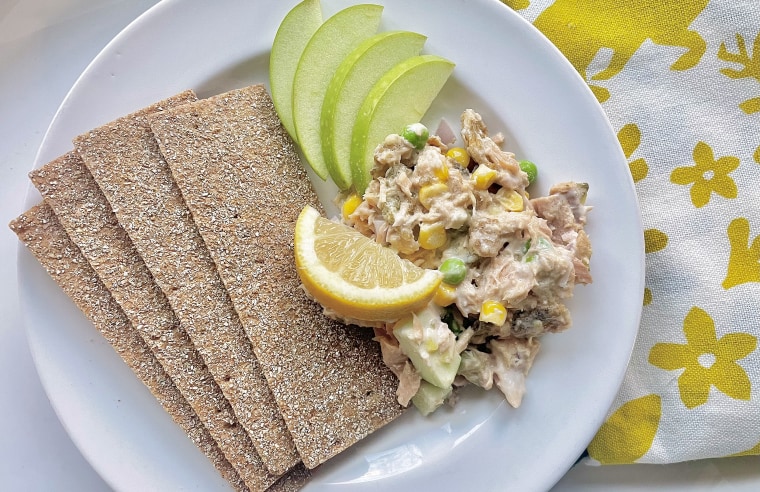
[269,0,323,142]
[321,31,426,190]
[351,55,455,194]
[292,4,383,181]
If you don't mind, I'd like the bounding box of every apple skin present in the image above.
[320,31,426,191]
[292,4,383,181]
[269,0,323,142]
[350,55,455,195]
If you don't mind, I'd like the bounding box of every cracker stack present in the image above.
[9,203,248,492]
[148,84,405,467]
[73,90,299,475]
[11,84,404,490]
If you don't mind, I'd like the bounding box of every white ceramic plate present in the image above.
[18,0,644,491]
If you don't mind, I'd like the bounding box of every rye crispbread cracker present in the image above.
[29,150,281,492]
[148,84,405,468]
[267,463,312,492]
[9,203,247,492]
[74,94,299,474]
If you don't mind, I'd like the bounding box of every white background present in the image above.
[1,0,759,490]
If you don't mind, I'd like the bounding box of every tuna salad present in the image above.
[337,109,593,415]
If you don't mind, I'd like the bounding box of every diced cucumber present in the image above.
[412,380,452,416]
[394,307,460,389]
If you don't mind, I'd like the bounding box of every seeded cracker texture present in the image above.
[148,84,406,468]
[73,92,300,475]
[29,147,283,492]
[9,203,247,492]
[267,463,312,492]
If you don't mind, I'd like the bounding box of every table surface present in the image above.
[1,1,759,490]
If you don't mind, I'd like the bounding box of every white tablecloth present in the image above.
[1,1,758,490]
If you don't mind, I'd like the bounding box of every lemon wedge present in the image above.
[294,205,442,322]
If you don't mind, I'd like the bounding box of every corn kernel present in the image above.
[341,193,363,220]
[424,338,439,352]
[418,223,447,250]
[479,300,507,325]
[471,164,497,190]
[433,283,457,306]
[418,183,449,209]
[434,161,449,182]
[496,188,524,212]
[446,147,470,168]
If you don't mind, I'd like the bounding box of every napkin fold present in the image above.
[505,0,760,464]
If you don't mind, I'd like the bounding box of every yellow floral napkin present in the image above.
[504,0,760,464]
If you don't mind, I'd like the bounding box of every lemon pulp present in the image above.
[294,205,441,322]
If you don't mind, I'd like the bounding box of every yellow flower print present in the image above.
[642,229,668,306]
[587,394,661,464]
[644,229,668,254]
[532,0,707,102]
[723,217,760,289]
[642,288,652,305]
[729,441,760,457]
[718,32,760,114]
[755,145,760,164]
[670,142,739,208]
[618,123,648,182]
[501,0,529,10]
[649,307,757,409]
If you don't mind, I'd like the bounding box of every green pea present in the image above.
[439,257,467,285]
[519,160,538,184]
[402,123,429,150]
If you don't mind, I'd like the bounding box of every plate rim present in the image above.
[18,0,645,490]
